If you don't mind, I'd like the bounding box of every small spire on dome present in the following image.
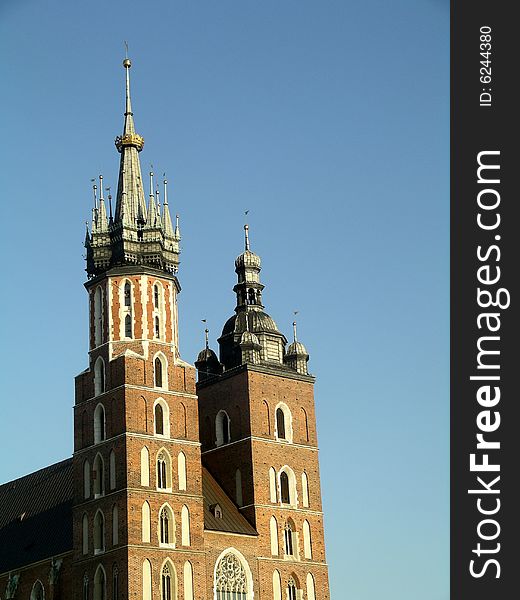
[244,224,250,251]
[205,328,209,349]
[292,321,298,342]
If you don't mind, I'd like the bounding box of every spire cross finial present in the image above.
[99,175,104,201]
[123,50,132,116]
[149,171,154,198]
[92,182,98,209]
[292,321,298,342]
[163,176,169,205]
[244,224,250,251]
[205,328,209,349]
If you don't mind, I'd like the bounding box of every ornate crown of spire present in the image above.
[85,57,181,278]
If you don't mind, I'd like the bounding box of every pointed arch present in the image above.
[124,314,132,339]
[303,519,312,558]
[93,285,104,348]
[93,509,105,554]
[215,410,230,446]
[306,573,316,600]
[109,449,116,490]
[284,519,297,558]
[183,561,194,600]
[154,398,170,438]
[82,513,89,555]
[301,407,310,442]
[123,280,132,307]
[112,504,119,546]
[156,448,172,490]
[83,459,90,499]
[287,575,299,600]
[141,501,151,543]
[269,516,279,556]
[269,467,277,503]
[178,452,187,491]
[142,560,152,600]
[278,466,297,506]
[274,402,293,442]
[83,575,89,600]
[181,504,190,546]
[94,403,106,444]
[263,400,271,435]
[30,580,45,600]
[272,570,282,600]
[140,446,150,486]
[93,453,105,497]
[301,471,310,508]
[214,548,253,600]
[153,352,168,389]
[160,559,178,600]
[94,357,106,396]
[158,503,176,547]
[235,468,243,506]
[112,565,119,600]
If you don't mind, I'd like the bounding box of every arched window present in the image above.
[124,314,132,338]
[287,577,298,600]
[93,565,106,600]
[269,467,277,503]
[154,284,160,309]
[275,403,292,442]
[142,501,151,542]
[183,561,194,600]
[109,450,116,490]
[159,506,174,546]
[94,404,106,444]
[93,453,104,497]
[142,560,152,600]
[83,575,89,600]
[112,567,119,600]
[155,403,164,435]
[155,316,160,339]
[276,408,285,439]
[94,357,105,396]
[181,505,190,546]
[154,399,169,437]
[306,573,316,600]
[94,286,104,347]
[272,570,282,600]
[235,469,243,506]
[161,562,177,600]
[215,410,230,446]
[301,472,309,508]
[93,510,105,554]
[270,516,278,556]
[279,467,297,506]
[140,447,150,486]
[284,520,296,557]
[303,520,312,558]
[82,513,89,555]
[280,471,290,504]
[112,504,119,546]
[263,400,271,435]
[157,451,171,490]
[83,460,90,499]
[154,356,164,388]
[178,452,187,491]
[215,551,251,600]
[124,282,131,307]
[301,407,309,442]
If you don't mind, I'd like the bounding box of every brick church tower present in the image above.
[0,57,330,600]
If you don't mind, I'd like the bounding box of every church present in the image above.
[0,57,331,600]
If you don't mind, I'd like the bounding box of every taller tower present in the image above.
[196,227,330,600]
[73,58,204,600]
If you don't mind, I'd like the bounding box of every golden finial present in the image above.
[244,224,250,251]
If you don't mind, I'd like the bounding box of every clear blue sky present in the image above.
[0,1,448,598]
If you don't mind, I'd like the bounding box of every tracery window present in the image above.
[284,521,295,557]
[160,507,171,545]
[125,314,132,338]
[161,564,174,600]
[124,282,131,307]
[154,284,160,309]
[83,575,89,600]
[155,316,160,339]
[287,578,297,600]
[215,553,249,600]
[156,451,171,489]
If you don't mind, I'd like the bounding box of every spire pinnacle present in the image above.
[244,224,250,251]
[162,176,174,237]
[292,320,298,342]
[205,328,209,349]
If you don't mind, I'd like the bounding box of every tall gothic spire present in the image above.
[114,57,147,228]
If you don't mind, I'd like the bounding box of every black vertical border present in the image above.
[451,2,519,599]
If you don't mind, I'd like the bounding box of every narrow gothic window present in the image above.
[287,578,297,600]
[31,581,44,600]
[155,357,163,387]
[125,314,132,338]
[154,284,160,308]
[161,564,173,600]
[155,404,164,435]
[93,454,104,497]
[284,522,295,557]
[215,553,249,600]
[83,576,89,600]
[157,453,168,489]
[276,408,286,439]
[215,410,230,446]
[94,510,105,553]
[112,567,119,600]
[155,316,160,338]
[93,566,106,600]
[124,282,131,307]
[94,404,105,444]
[160,507,170,544]
[280,471,290,504]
